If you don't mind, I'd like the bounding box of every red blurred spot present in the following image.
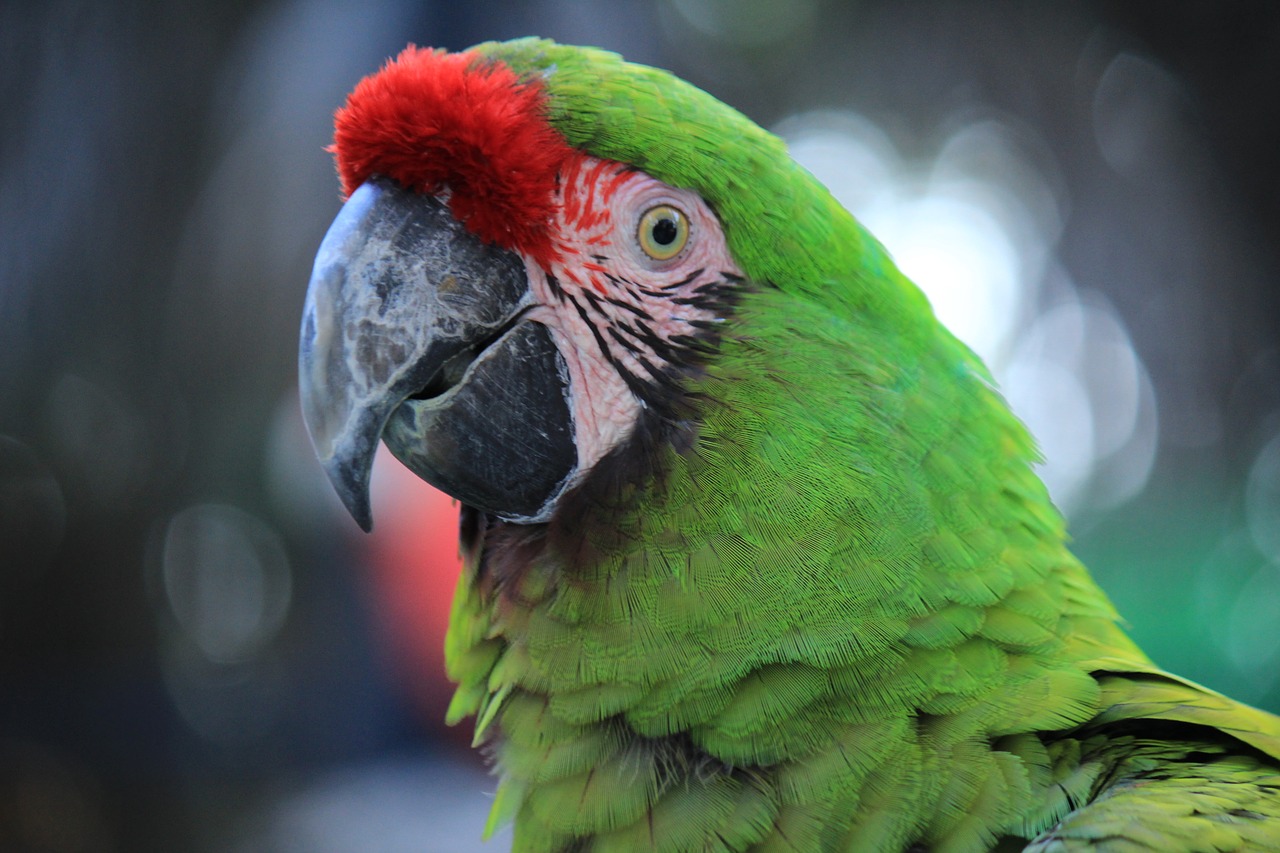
[360,446,464,731]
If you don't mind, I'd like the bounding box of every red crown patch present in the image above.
[331,46,575,264]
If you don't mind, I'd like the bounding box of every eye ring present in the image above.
[637,205,690,261]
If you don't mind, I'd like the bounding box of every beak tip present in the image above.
[321,453,377,534]
[340,487,375,533]
[354,505,374,533]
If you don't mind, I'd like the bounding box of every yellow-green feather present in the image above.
[432,37,1280,852]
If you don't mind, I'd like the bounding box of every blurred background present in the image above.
[2,1,1278,850]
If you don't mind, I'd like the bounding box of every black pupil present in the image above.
[652,216,679,246]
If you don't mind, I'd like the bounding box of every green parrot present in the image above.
[298,39,1280,852]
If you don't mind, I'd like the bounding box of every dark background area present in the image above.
[1,2,1278,851]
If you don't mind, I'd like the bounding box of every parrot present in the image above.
[297,38,1280,852]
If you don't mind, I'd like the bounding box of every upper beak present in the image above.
[298,176,575,530]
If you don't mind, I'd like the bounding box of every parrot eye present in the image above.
[637,205,690,261]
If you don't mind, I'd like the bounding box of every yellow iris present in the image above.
[637,205,689,261]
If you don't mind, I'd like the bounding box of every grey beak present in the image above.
[299,176,576,530]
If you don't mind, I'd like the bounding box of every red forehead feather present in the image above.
[331,46,576,262]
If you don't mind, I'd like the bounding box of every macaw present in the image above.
[298,39,1280,852]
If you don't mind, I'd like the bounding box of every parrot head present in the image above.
[300,39,932,534]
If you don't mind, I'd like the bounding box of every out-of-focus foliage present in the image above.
[1,2,1276,850]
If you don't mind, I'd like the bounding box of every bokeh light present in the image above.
[781,109,1159,513]
[161,504,292,666]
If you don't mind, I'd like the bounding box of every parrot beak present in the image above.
[299,176,577,530]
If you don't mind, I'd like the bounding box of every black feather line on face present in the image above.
[545,272,565,302]
[606,324,643,355]
[595,271,744,429]
[565,291,614,363]
[604,295,650,318]
[631,317,657,342]
[564,289,651,402]
[567,268,743,421]
[661,268,704,291]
